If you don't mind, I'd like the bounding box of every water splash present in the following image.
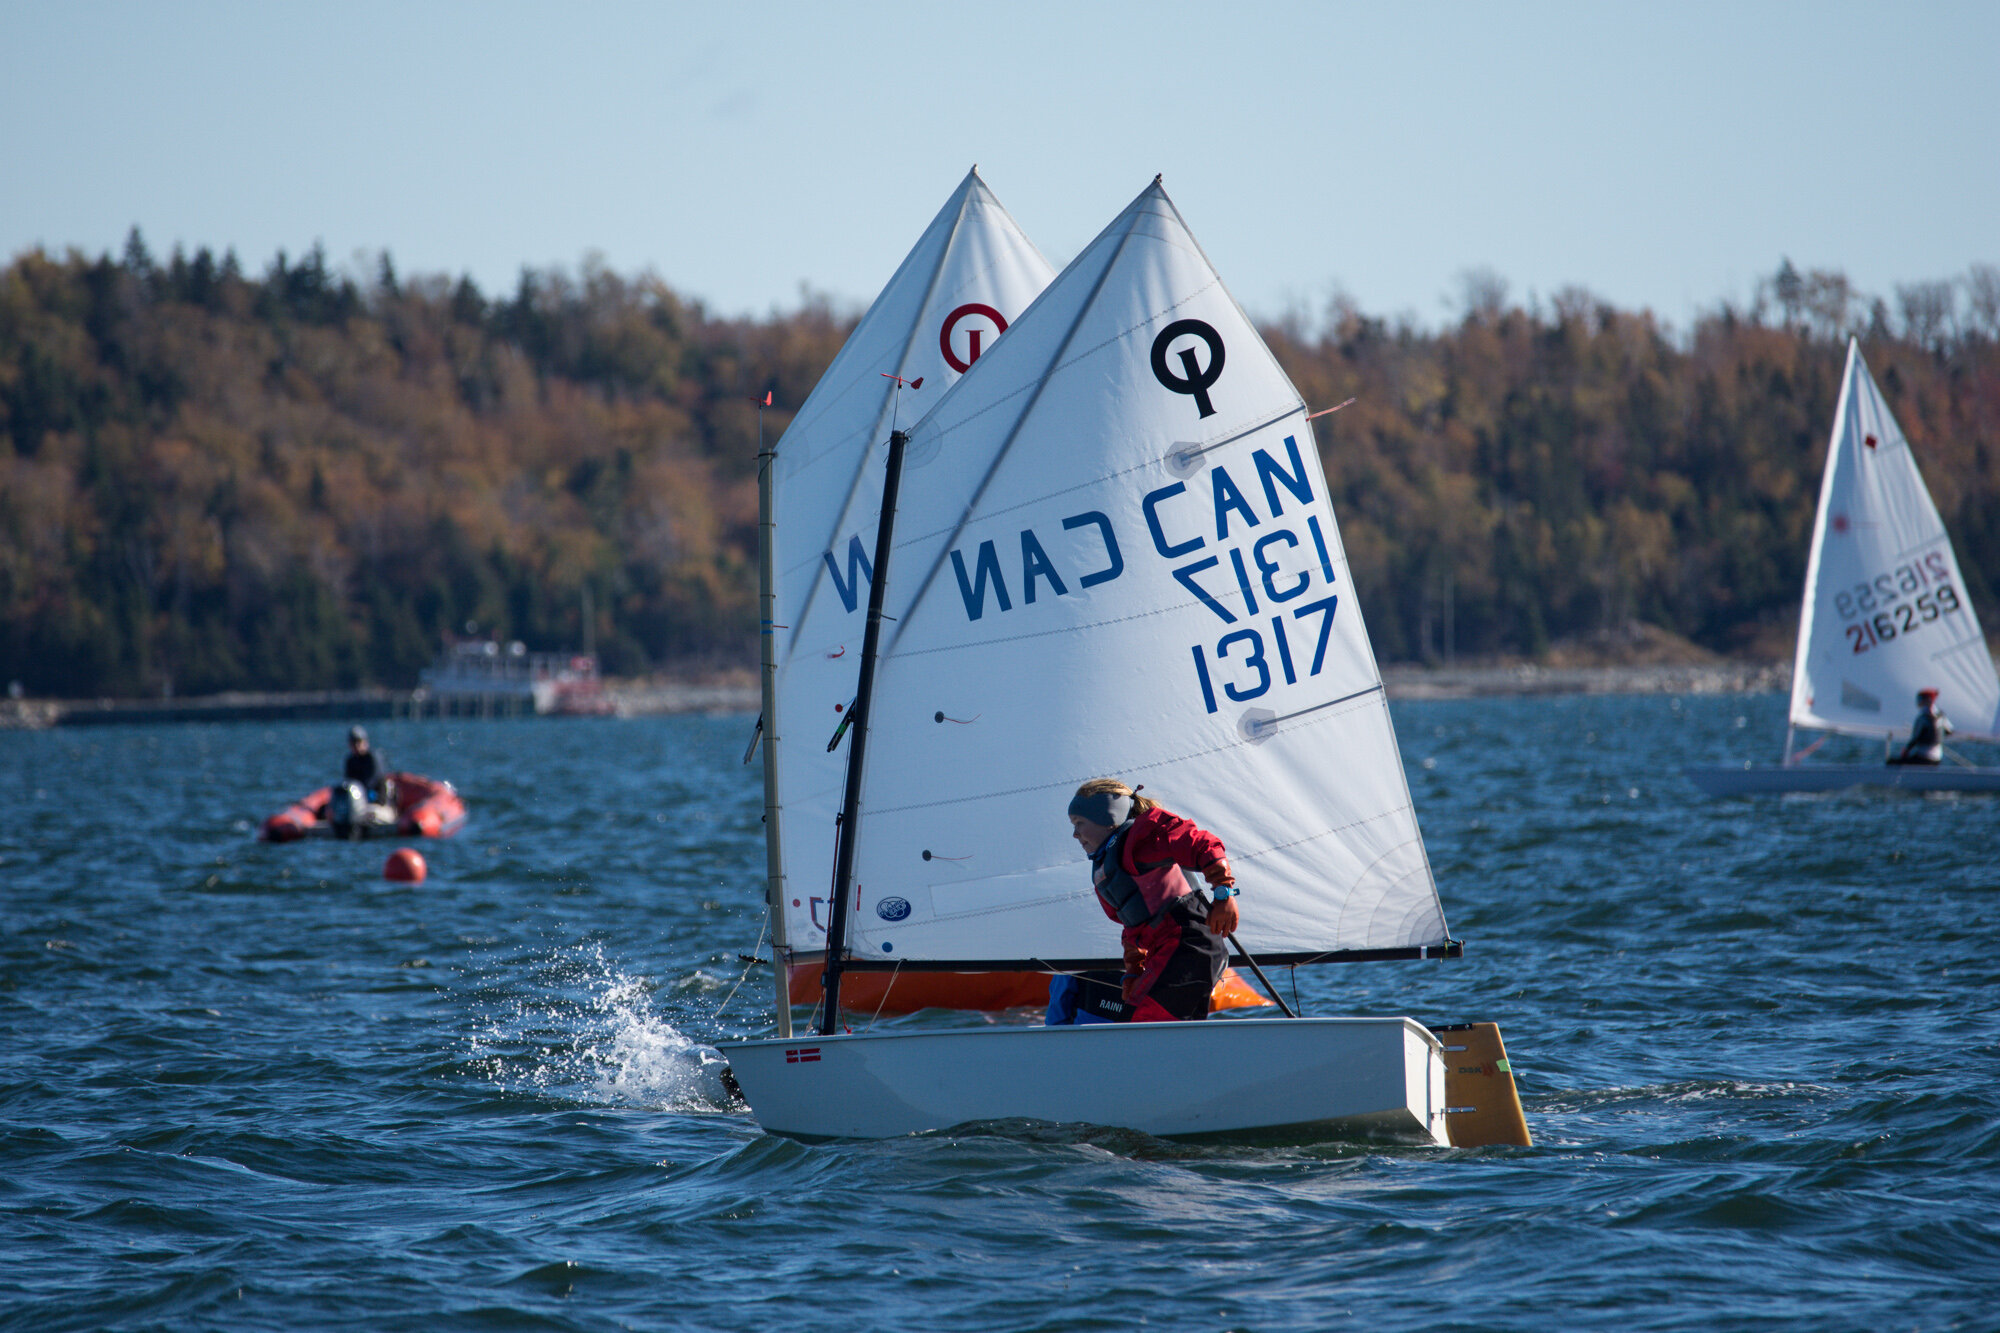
[468,943,736,1112]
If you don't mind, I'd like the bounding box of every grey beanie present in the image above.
[1067,788,1133,828]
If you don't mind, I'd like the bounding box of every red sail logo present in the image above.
[940,303,1008,373]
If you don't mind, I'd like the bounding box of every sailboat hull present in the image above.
[1686,763,2000,795]
[719,1016,1448,1143]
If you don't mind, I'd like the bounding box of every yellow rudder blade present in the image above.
[1433,1022,1532,1147]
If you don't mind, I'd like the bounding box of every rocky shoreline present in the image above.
[1380,660,1787,700]
[1,661,1789,729]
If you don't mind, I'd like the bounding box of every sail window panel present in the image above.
[845,868,1110,964]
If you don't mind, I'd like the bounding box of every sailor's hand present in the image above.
[1207,897,1239,938]
[1122,944,1149,973]
[1201,859,1234,889]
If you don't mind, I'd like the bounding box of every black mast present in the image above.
[818,426,911,1034]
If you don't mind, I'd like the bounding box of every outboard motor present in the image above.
[328,780,367,840]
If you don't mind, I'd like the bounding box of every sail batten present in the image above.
[1790,339,2000,743]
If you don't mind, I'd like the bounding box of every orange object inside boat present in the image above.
[787,964,1270,1015]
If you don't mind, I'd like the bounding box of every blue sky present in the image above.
[4,1,1995,330]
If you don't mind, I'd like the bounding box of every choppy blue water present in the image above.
[3,695,1997,1331]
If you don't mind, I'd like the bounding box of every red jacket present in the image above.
[1093,805,1227,1000]
[1091,805,1227,922]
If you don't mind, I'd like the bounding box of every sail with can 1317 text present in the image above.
[1790,340,2000,742]
[833,179,1451,970]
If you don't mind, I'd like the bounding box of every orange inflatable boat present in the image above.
[260,772,467,842]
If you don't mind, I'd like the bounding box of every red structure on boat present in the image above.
[785,964,1271,1016]
[260,772,467,842]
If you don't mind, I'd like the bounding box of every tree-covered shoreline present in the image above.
[3,235,1996,698]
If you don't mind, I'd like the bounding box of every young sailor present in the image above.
[1047,778,1239,1025]
[1889,688,1953,765]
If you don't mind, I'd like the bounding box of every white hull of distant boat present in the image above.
[1686,762,2000,796]
[721,1017,1448,1143]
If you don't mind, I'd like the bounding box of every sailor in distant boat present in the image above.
[1047,778,1238,1025]
[1889,689,1953,766]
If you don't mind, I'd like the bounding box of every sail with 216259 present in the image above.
[1791,341,2000,742]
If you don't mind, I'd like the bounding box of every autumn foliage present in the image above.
[2,236,1996,697]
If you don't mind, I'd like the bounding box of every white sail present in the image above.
[1791,340,2000,742]
[834,179,1449,967]
[773,169,1054,952]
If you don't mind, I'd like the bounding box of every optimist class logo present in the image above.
[940,303,1007,373]
[1151,319,1226,418]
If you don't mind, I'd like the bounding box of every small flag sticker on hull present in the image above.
[785,1048,821,1064]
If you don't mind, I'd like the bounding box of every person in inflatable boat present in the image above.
[343,726,390,802]
[1047,778,1239,1025]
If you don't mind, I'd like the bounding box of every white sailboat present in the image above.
[755,168,1056,1026]
[725,179,1528,1145]
[1688,339,2000,795]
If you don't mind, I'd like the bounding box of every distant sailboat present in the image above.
[1688,339,2000,794]
[723,179,1528,1145]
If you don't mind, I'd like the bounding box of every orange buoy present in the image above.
[383,848,427,883]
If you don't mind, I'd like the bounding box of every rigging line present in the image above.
[865,960,903,1032]
[1785,734,1831,765]
[782,186,979,665]
[882,209,1192,661]
[712,910,771,1029]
